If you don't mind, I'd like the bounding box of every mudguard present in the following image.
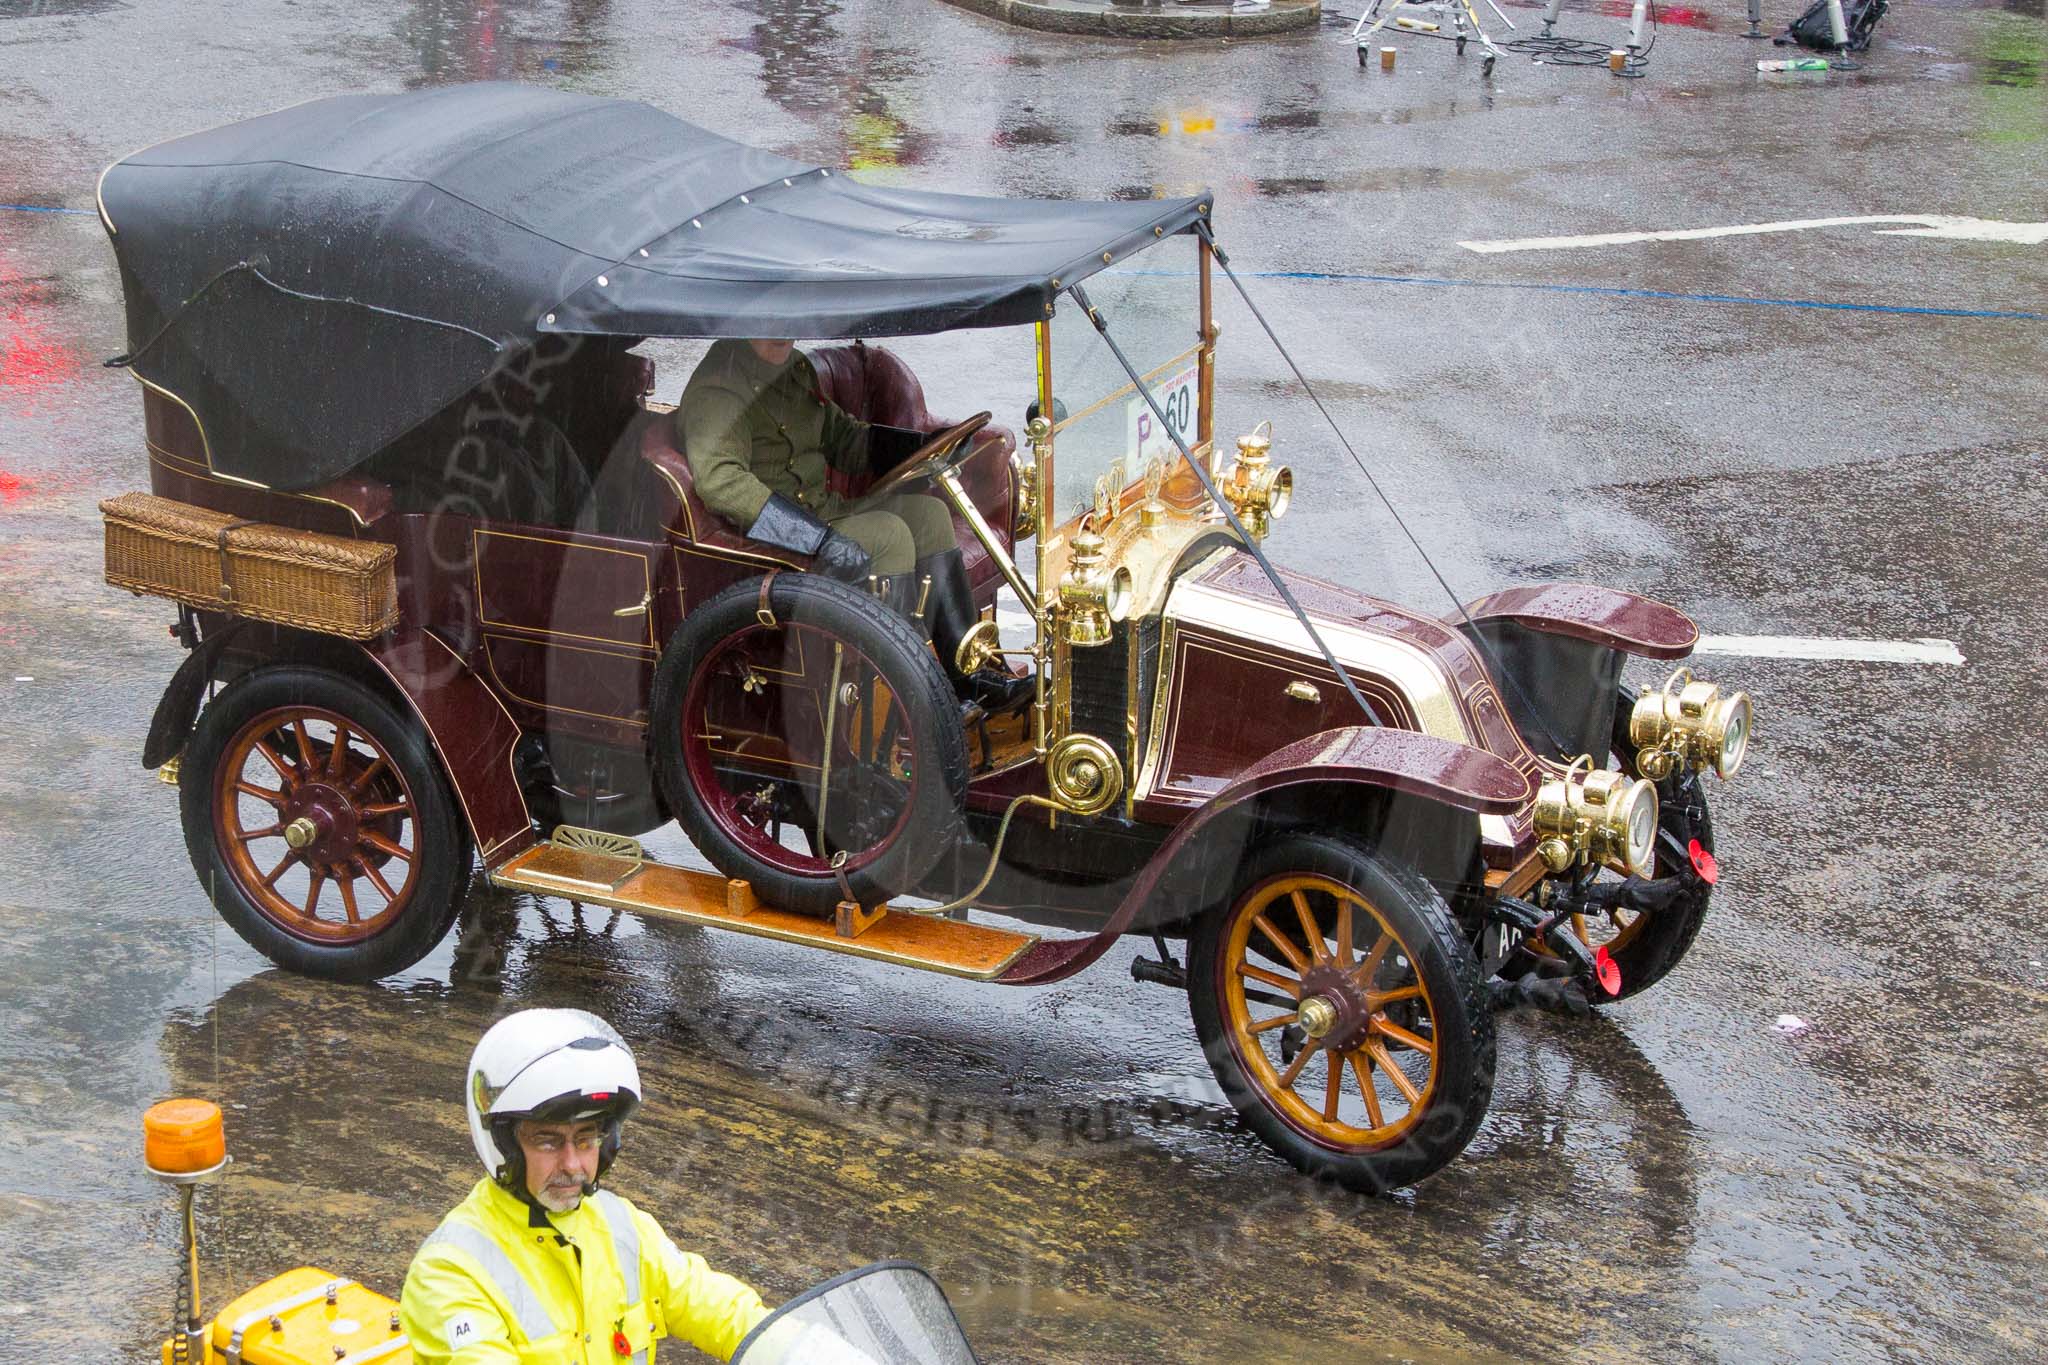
[1455,583,1696,761]
[1457,583,1698,659]
[142,621,242,770]
[998,728,1528,986]
[361,628,535,866]
[157,621,536,866]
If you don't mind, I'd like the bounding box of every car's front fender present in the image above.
[1453,583,1698,762]
[996,728,1527,986]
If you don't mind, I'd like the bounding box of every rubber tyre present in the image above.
[179,665,472,983]
[1189,833,1496,1193]
[1600,684,1717,998]
[650,573,969,915]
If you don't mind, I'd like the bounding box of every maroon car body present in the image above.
[101,85,1752,1191]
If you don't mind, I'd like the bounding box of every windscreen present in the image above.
[1048,241,1206,525]
[731,1262,979,1365]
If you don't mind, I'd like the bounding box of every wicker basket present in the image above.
[101,492,399,640]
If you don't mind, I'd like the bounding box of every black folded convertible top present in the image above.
[100,83,1211,491]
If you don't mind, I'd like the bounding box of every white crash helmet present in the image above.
[465,1008,642,1196]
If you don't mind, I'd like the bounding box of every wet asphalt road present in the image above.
[3,0,2046,1360]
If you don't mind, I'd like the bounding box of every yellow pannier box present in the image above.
[161,1266,411,1365]
[102,492,398,641]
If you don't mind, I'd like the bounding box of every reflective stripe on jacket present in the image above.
[400,1178,767,1364]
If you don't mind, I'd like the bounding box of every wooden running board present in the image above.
[491,842,1039,981]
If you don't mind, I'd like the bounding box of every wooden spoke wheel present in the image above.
[213,706,417,943]
[181,666,470,982]
[652,574,967,916]
[1190,834,1494,1192]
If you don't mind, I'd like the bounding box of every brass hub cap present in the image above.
[1297,965,1373,1053]
[1296,994,1339,1039]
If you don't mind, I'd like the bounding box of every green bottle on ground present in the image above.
[1757,57,1830,71]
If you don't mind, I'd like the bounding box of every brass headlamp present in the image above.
[1533,756,1659,877]
[1057,524,1132,647]
[1629,666,1752,780]
[1221,422,1292,541]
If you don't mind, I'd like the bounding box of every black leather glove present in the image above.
[744,493,872,585]
[811,528,873,584]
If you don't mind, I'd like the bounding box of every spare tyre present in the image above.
[650,573,968,915]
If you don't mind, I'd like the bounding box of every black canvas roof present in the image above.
[100,83,1210,491]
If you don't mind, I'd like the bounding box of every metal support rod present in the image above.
[1192,219,1576,757]
[181,1184,204,1355]
[933,468,1036,612]
[1825,0,1849,47]
[814,643,843,857]
[1744,0,1765,38]
[1540,0,1562,37]
[1626,0,1650,52]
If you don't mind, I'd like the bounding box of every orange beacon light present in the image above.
[145,1098,228,1365]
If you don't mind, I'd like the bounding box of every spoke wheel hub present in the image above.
[281,782,361,866]
[1299,964,1373,1053]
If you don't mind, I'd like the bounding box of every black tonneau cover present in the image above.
[100,83,1210,491]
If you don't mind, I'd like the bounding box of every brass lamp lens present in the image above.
[1713,691,1752,778]
[1623,781,1658,876]
[1267,467,1293,519]
[1105,566,1134,622]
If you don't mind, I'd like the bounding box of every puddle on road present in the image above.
[396,0,614,86]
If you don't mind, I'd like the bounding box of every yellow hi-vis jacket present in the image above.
[400,1178,768,1364]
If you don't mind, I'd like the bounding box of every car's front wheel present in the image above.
[1188,833,1495,1192]
[179,665,471,982]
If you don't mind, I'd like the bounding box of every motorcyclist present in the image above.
[399,1008,767,1362]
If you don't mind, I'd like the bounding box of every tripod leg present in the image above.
[1744,0,1765,37]
[1540,0,1563,37]
[1464,0,1507,56]
[1825,0,1850,46]
[1356,0,1403,50]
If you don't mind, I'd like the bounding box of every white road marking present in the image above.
[999,608,1962,666]
[1694,635,1965,665]
[1458,215,2048,255]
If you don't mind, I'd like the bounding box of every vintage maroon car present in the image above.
[98,84,1751,1191]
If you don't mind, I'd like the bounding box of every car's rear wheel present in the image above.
[651,574,968,915]
[180,666,471,982]
[1189,833,1495,1192]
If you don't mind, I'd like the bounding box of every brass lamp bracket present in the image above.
[1221,421,1293,541]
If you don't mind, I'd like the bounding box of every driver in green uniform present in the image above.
[680,338,1029,713]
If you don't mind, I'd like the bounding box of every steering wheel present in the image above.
[861,412,993,498]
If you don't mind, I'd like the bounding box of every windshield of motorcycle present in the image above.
[1047,240,1207,527]
[729,1261,979,1365]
